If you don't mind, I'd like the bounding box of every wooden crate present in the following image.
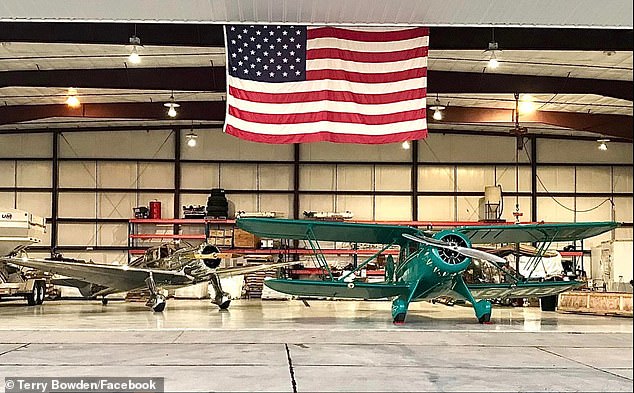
[233,228,260,248]
[558,291,633,317]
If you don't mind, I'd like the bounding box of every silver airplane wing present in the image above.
[1,257,193,293]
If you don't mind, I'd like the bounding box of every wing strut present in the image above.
[523,227,559,280]
[339,242,394,282]
[305,225,334,281]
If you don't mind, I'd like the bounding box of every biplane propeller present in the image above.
[401,233,507,265]
[237,218,618,324]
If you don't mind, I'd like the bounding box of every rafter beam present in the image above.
[439,106,633,140]
[0,102,630,140]
[427,71,633,101]
[0,22,632,51]
[0,67,226,92]
[0,101,226,125]
[1,68,632,100]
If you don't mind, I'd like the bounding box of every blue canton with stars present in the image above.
[226,25,307,83]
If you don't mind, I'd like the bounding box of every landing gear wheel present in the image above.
[393,313,406,324]
[215,294,231,310]
[101,297,109,306]
[151,295,167,312]
[478,313,491,324]
[26,284,38,306]
[36,282,45,305]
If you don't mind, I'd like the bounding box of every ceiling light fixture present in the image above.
[401,141,410,150]
[186,132,198,147]
[186,122,198,147]
[429,94,446,121]
[128,42,141,64]
[164,92,180,117]
[518,94,536,114]
[597,139,609,151]
[65,88,80,108]
[128,25,142,64]
[485,28,501,70]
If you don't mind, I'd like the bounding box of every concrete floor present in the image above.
[0,298,632,392]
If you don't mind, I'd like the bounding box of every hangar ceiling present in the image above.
[0,13,632,140]
[1,0,632,28]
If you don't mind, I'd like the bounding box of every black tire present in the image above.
[207,208,229,214]
[151,296,167,312]
[393,313,406,324]
[540,295,558,312]
[207,211,228,217]
[207,206,229,212]
[478,313,492,324]
[219,299,231,310]
[26,284,38,306]
[101,297,109,305]
[36,282,45,305]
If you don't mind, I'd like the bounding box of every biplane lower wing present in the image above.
[265,278,410,299]
[467,280,583,299]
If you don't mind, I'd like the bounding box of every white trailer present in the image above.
[0,208,48,305]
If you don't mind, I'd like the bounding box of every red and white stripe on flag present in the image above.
[224,25,429,144]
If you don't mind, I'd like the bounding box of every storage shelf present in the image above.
[129,218,236,224]
[130,234,206,240]
[559,251,584,257]
[287,268,386,276]
[230,248,400,255]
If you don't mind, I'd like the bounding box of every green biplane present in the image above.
[237,218,618,324]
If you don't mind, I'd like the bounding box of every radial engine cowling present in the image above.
[201,244,222,269]
[429,230,472,274]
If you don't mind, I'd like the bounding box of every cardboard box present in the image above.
[209,229,225,237]
[234,228,260,248]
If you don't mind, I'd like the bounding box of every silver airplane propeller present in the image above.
[402,233,507,265]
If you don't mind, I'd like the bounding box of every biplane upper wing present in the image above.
[456,221,618,244]
[237,218,420,245]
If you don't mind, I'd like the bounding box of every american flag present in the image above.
[224,25,429,144]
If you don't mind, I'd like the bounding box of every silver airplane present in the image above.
[1,243,292,312]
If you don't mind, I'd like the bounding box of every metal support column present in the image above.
[530,136,538,222]
[173,127,181,235]
[293,143,300,220]
[51,130,60,253]
[411,140,419,221]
